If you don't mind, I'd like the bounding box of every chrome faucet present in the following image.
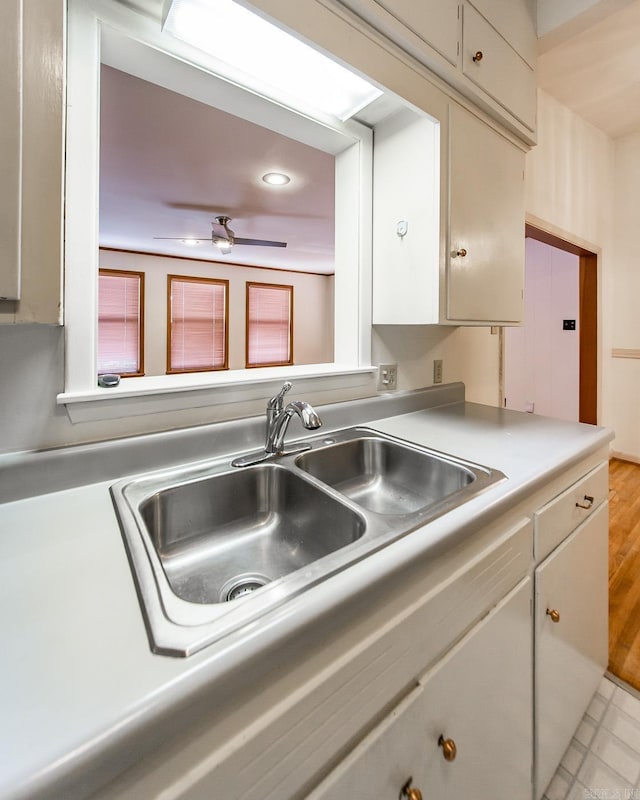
[232,382,322,467]
[265,381,293,450]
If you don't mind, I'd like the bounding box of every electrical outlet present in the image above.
[433,359,443,384]
[378,363,397,391]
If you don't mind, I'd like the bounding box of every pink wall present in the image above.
[504,238,580,421]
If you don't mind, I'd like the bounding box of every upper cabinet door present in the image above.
[338,0,459,65]
[0,0,22,301]
[448,104,524,323]
[467,0,536,68]
[462,3,536,131]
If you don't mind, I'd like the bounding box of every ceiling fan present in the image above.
[154,215,287,255]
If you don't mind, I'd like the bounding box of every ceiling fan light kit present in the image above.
[155,216,287,255]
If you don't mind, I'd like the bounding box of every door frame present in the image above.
[501,218,599,424]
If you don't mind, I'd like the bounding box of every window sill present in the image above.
[57,364,377,423]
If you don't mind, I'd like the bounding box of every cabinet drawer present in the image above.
[462,3,536,131]
[534,461,609,561]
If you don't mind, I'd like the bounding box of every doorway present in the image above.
[503,224,598,424]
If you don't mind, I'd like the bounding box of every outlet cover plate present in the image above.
[378,363,397,391]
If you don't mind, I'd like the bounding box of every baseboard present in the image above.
[610,450,640,465]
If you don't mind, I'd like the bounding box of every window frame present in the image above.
[97,267,145,378]
[167,274,229,375]
[59,0,376,422]
[245,282,293,369]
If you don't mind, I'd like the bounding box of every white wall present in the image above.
[609,133,640,461]
[537,0,602,36]
[373,326,501,408]
[504,238,580,421]
[99,250,334,374]
[525,89,615,434]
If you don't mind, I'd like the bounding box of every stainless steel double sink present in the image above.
[111,427,505,656]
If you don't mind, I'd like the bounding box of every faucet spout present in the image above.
[231,383,322,467]
[289,399,322,429]
[266,399,322,455]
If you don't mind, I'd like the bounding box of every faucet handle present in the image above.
[267,381,292,411]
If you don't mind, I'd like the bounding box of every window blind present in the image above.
[246,283,292,367]
[98,270,142,375]
[169,277,227,372]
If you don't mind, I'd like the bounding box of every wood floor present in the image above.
[608,457,640,690]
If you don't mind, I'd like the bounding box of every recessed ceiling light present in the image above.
[181,238,201,246]
[262,172,291,186]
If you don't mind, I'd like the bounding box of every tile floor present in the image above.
[545,676,640,800]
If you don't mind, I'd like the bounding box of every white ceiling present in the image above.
[538,0,640,140]
[99,65,337,273]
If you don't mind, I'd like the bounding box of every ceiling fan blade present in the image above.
[153,236,208,240]
[234,237,287,248]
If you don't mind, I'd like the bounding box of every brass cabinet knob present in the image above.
[472,50,484,62]
[400,777,423,800]
[453,248,467,257]
[438,734,457,761]
[576,495,594,510]
[546,608,560,623]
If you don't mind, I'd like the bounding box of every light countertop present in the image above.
[0,389,613,799]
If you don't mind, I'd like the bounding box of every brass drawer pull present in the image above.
[453,248,467,258]
[472,50,483,62]
[400,777,423,800]
[438,734,457,761]
[546,608,560,623]
[576,495,594,510]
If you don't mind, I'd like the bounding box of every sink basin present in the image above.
[295,436,474,516]
[111,426,505,656]
[139,464,364,605]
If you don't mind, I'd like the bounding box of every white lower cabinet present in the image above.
[309,578,533,800]
[534,501,609,799]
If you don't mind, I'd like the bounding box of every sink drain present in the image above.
[220,574,270,602]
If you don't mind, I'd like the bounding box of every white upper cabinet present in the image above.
[468,0,536,68]
[462,3,537,131]
[338,0,537,142]
[372,101,525,326]
[372,107,442,325]
[448,103,525,323]
[0,0,22,301]
[339,0,459,65]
